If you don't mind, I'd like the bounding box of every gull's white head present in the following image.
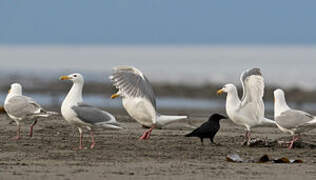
[217,84,236,95]
[9,83,22,96]
[5,83,22,103]
[274,88,290,117]
[274,89,286,103]
[59,73,84,84]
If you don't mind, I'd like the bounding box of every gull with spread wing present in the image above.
[217,68,275,145]
[110,66,188,140]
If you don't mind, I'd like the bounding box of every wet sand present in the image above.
[1,111,316,180]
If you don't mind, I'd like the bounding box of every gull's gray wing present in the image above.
[71,103,118,126]
[110,66,156,108]
[276,110,314,129]
[4,96,41,118]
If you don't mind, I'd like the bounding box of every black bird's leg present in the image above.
[200,138,204,145]
[210,138,221,146]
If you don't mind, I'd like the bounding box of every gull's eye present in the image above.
[73,75,77,77]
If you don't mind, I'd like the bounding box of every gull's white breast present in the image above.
[226,103,261,129]
[122,97,156,127]
[61,101,87,126]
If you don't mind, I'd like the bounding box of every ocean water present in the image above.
[0,92,224,111]
[0,45,316,89]
[1,45,316,112]
[1,92,316,113]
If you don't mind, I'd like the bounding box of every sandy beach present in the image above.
[2,1,316,179]
[0,109,316,180]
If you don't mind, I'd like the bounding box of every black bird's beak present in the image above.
[219,115,228,120]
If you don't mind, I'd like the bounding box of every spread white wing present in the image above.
[110,66,156,108]
[239,68,265,120]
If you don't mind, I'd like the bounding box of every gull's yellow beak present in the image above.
[8,89,11,93]
[217,89,224,95]
[59,76,71,80]
[111,93,120,99]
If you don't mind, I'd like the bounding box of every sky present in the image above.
[0,0,316,45]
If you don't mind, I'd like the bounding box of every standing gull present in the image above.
[217,68,275,145]
[110,66,188,140]
[4,83,56,139]
[274,89,316,149]
[60,73,121,149]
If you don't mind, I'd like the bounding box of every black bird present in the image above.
[185,113,227,145]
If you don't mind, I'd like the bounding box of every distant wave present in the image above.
[0,45,316,89]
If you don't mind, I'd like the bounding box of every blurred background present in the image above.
[1,0,316,113]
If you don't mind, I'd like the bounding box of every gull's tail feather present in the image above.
[33,113,50,118]
[304,117,316,126]
[45,111,59,115]
[33,110,59,118]
[183,123,198,129]
[259,118,277,127]
[95,122,123,130]
[156,115,188,128]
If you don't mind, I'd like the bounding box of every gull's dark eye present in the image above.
[73,75,77,77]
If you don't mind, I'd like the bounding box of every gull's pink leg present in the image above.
[12,121,21,140]
[144,128,153,139]
[90,131,95,149]
[139,130,149,140]
[139,126,154,140]
[14,124,21,140]
[247,131,251,144]
[29,119,38,137]
[288,135,299,149]
[79,133,83,150]
[244,131,251,145]
[79,131,83,150]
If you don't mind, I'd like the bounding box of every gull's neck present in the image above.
[226,88,241,115]
[63,82,83,106]
[274,95,290,118]
[5,91,22,104]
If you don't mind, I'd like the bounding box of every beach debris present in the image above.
[243,139,272,147]
[0,106,6,113]
[226,154,243,163]
[257,154,270,163]
[239,137,316,149]
[277,140,316,149]
[226,154,303,164]
[272,157,303,164]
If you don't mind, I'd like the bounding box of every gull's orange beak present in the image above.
[59,76,71,80]
[217,89,224,95]
[111,93,120,99]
